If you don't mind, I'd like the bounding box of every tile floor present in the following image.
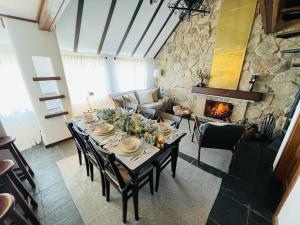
[16,120,282,225]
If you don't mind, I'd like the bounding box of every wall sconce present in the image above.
[153,69,161,78]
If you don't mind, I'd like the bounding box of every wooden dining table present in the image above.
[72,111,186,219]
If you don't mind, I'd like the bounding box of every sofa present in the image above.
[109,88,172,112]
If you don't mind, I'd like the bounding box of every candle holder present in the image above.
[156,134,165,149]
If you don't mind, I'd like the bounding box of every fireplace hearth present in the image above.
[204,100,234,121]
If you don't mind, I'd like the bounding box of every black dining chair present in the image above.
[88,137,154,223]
[123,101,138,112]
[153,112,181,192]
[137,105,157,119]
[64,119,90,177]
[73,125,102,183]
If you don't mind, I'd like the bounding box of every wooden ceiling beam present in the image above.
[154,20,181,58]
[116,0,143,55]
[0,13,36,23]
[271,0,281,33]
[143,1,179,58]
[38,0,71,31]
[97,0,117,55]
[258,0,273,34]
[73,0,84,52]
[131,0,164,57]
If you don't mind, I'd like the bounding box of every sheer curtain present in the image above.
[115,58,147,92]
[62,54,110,115]
[0,51,41,151]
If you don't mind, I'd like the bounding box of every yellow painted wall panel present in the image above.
[209,0,257,90]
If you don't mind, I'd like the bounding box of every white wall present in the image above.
[5,19,72,145]
[0,120,6,136]
[278,176,300,225]
[273,101,300,169]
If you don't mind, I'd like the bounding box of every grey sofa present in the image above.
[109,89,172,112]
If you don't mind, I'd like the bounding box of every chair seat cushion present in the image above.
[118,163,153,184]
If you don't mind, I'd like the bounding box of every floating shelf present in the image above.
[39,94,65,101]
[191,87,263,102]
[33,76,61,81]
[281,48,300,53]
[45,110,68,119]
[276,30,300,39]
[291,62,300,67]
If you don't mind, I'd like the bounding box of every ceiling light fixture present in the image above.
[150,0,211,21]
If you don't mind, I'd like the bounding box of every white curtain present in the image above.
[0,52,42,151]
[62,54,111,116]
[115,58,147,92]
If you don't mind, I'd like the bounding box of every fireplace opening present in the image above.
[204,100,234,121]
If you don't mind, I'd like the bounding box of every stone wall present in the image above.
[154,0,300,135]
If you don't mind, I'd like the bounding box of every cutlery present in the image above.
[130,147,151,162]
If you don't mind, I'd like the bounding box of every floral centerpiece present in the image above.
[97,108,159,142]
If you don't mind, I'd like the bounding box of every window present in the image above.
[62,54,109,115]
[115,58,147,92]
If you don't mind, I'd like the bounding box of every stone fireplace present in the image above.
[154,0,300,136]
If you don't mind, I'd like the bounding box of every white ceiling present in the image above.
[56,0,180,58]
[0,0,180,58]
[0,0,41,21]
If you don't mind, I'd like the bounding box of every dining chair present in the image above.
[123,101,138,112]
[89,138,154,223]
[73,125,100,182]
[193,116,245,166]
[152,112,181,192]
[64,119,90,176]
[137,105,157,119]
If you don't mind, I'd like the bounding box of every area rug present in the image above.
[57,154,223,225]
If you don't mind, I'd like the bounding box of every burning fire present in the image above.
[209,103,230,118]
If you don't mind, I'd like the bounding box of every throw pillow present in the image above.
[123,94,138,104]
[152,88,159,102]
[137,90,154,104]
[122,95,131,103]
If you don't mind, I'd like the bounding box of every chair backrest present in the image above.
[199,121,245,150]
[63,119,76,137]
[123,101,138,112]
[157,112,181,129]
[64,119,83,151]
[72,125,91,155]
[137,105,156,119]
[86,137,106,171]
[88,138,127,189]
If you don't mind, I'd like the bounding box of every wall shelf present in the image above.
[191,86,263,102]
[281,48,300,53]
[45,110,68,119]
[39,94,65,101]
[276,30,300,39]
[291,62,300,67]
[33,76,61,81]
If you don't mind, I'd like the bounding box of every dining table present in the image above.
[71,109,186,219]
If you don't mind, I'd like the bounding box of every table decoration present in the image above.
[97,108,158,143]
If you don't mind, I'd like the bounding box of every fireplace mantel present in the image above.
[191,86,263,102]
